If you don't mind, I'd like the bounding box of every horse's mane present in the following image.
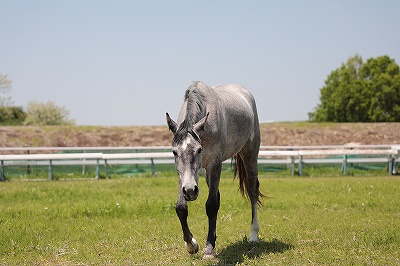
[173,81,207,144]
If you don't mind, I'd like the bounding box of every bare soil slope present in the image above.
[1,123,400,148]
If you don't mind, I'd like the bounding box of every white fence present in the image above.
[0,145,399,180]
[258,147,399,176]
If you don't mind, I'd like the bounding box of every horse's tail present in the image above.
[233,154,264,205]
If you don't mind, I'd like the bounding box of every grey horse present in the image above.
[166,81,263,258]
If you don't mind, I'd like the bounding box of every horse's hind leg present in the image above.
[239,149,261,242]
[249,191,260,242]
[247,162,260,242]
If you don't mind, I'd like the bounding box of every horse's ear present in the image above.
[193,112,209,133]
[166,113,178,134]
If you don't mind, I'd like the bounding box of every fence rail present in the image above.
[0,145,399,180]
[258,148,398,176]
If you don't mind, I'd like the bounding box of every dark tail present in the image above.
[233,154,264,205]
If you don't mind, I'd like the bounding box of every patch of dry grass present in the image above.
[2,122,400,148]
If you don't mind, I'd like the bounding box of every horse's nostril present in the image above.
[182,187,187,195]
[194,186,199,194]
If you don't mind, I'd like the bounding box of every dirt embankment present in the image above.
[1,123,400,148]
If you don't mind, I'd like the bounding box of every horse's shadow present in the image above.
[211,237,294,265]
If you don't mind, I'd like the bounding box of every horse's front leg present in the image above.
[203,163,221,258]
[176,194,199,254]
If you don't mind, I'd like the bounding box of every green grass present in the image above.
[1,175,399,265]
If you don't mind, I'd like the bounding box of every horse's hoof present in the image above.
[249,231,259,242]
[249,235,259,242]
[203,253,216,260]
[202,243,215,259]
[185,238,199,254]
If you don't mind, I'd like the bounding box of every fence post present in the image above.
[388,155,393,175]
[151,158,157,176]
[82,160,86,176]
[105,159,109,178]
[95,159,100,179]
[48,160,53,180]
[26,150,31,175]
[392,155,398,175]
[82,150,86,176]
[290,156,295,175]
[298,155,303,176]
[0,160,5,181]
[342,155,348,175]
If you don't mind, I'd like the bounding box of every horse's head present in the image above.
[166,113,208,201]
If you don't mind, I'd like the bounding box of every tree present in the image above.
[0,73,26,125]
[23,101,75,126]
[309,55,400,122]
[0,73,13,107]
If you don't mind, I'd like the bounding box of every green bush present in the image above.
[0,106,26,125]
[23,101,75,126]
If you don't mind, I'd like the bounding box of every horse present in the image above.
[166,81,263,258]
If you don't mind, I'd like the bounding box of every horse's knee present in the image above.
[206,201,219,217]
[175,203,188,219]
[205,192,220,216]
[248,178,263,205]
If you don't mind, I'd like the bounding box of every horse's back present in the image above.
[212,84,259,131]
[211,84,260,159]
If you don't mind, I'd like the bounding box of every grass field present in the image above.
[1,175,399,265]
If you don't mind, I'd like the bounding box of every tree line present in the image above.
[0,73,74,126]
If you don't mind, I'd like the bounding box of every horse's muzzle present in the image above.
[182,185,199,201]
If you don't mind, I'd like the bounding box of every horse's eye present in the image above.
[197,148,202,155]
[172,150,178,156]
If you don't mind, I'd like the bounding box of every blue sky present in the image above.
[1,1,399,125]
